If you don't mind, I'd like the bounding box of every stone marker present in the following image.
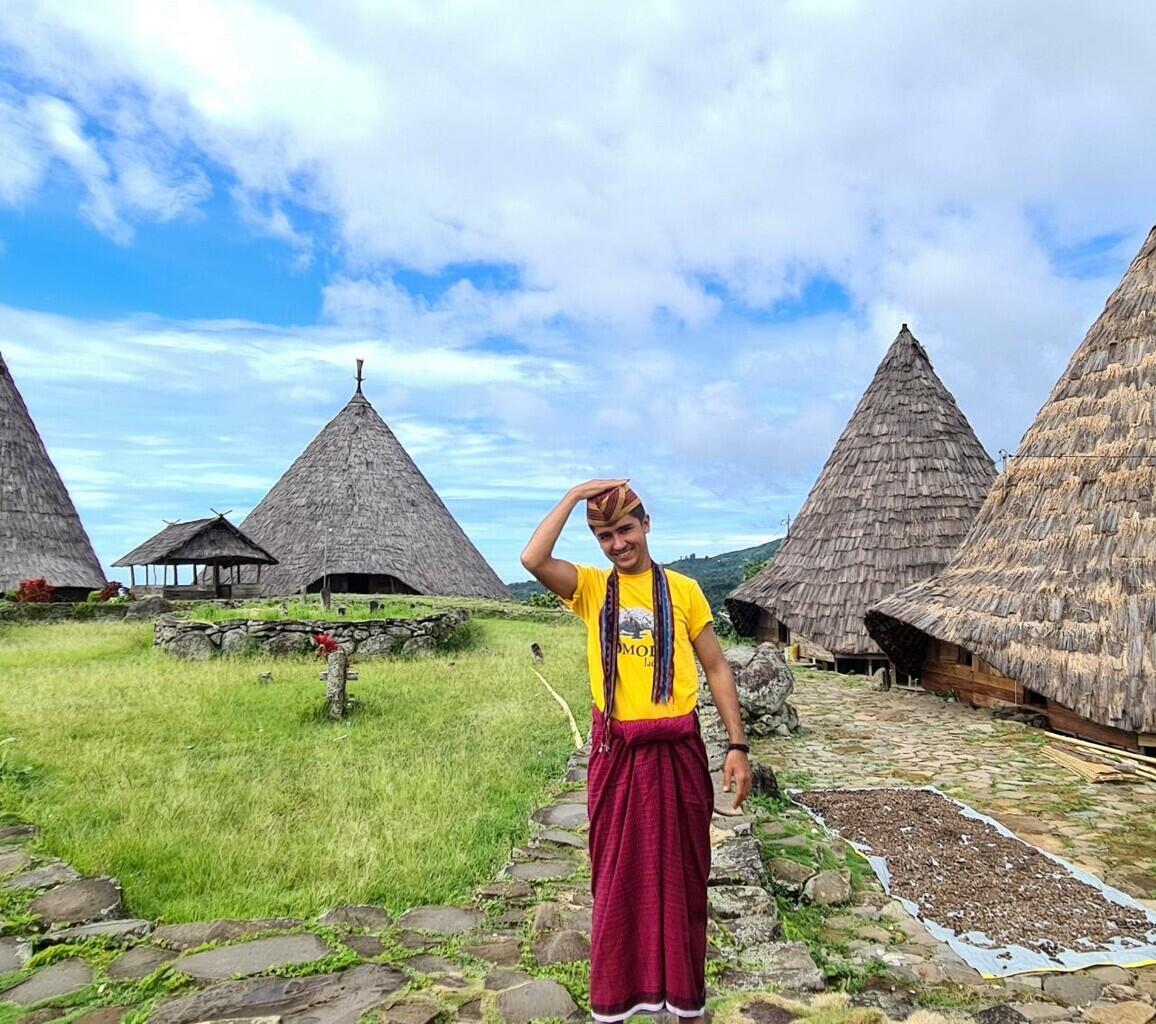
[317,905,392,930]
[153,917,303,951]
[397,906,482,935]
[43,918,151,945]
[325,649,349,719]
[150,963,406,1024]
[0,958,93,1004]
[107,944,178,981]
[173,934,334,982]
[30,876,123,926]
[494,979,580,1024]
[4,862,80,891]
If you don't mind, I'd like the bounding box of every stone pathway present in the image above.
[2,665,1156,1023]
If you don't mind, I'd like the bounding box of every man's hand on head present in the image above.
[568,478,630,502]
[723,749,753,810]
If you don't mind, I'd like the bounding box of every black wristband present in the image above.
[726,743,750,754]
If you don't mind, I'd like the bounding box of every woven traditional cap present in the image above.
[587,484,642,527]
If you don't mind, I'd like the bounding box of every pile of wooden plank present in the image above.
[1043,736,1156,784]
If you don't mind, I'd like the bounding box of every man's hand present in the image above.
[567,478,629,501]
[723,749,753,810]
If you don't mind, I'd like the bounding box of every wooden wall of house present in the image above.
[920,639,1023,708]
[755,609,791,645]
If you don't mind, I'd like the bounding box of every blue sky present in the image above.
[2,2,1155,583]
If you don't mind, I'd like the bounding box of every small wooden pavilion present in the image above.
[115,515,277,599]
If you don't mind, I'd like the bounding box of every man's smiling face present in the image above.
[593,513,651,573]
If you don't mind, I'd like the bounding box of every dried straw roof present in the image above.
[868,227,1156,734]
[114,515,277,568]
[728,326,995,656]
[0,351,105,592]
[236,384,510,599]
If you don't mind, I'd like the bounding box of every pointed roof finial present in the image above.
[355,358,365,394]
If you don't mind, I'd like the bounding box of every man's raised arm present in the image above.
[521,479,626,599]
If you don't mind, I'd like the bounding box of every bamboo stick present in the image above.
[1050,732,1156,767]
[529,666,584,750]
[1042,746,1132,783]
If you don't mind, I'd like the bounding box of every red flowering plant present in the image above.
[312,633,341,657]
[15,578,55,603]
[97,581,126,602]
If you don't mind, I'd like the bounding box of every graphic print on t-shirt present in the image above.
[619,606,655,667]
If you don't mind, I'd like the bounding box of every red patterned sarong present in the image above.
[587,710,713,1021]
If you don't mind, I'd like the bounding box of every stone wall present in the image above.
[154,610,469,660]
[0,602,132,623]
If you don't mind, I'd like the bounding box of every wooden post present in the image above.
[130,565,136,589]
[325,650,349,720]
[212,563,221,598]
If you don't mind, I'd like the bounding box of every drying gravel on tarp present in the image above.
[794,786,1156,978]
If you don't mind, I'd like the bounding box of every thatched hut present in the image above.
[867,228,1156,751]
[727,326,995,672]
[1,351,105,600]
[233,365,510,600]
[115,514,277,599]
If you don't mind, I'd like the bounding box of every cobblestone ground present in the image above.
[772,670,1156,900]
[3,668,1156,1024]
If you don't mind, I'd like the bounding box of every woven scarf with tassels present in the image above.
[598,563,675,745]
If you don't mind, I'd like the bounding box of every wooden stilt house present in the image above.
[868,227,1156,752]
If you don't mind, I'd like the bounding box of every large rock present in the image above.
[768,857,814,898]
[30,876,123,926]
[0,958,93,1004]
[731,914,782,946]
[173,934,334,982]
[153,917,303,951]
[150,963,406,1024]
[494,979,580,1024]
[167,629,218,660]
[732,644,798,736]
[733,941,825,993]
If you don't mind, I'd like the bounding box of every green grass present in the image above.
[0,615,590,922]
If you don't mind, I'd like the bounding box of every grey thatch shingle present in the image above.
[233,386,510,599]
[114,515,277,567]
[0,351,105,593]
[727,326,995,657]
[867,227,1156,734]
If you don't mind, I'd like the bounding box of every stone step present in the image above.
[173,934,335,982]
[0,958,94,1005]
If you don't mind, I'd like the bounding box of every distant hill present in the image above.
[506,538,782,610]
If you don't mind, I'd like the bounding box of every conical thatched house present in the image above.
[235,370,510,600]
[868,228,1156,750]
[1,351,105,600]
[727,326,995,672]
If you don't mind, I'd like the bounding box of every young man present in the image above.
[521,480,752,1023]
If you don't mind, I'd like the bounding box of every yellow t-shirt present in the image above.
[564,564,714,721]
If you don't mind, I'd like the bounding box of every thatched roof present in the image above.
[235,383,510,599]
[867,227,1156,734]
[0,351,105,593]
[727,326,995,656]
[114,515,277,568]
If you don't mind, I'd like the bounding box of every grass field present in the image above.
[0,614,589,922]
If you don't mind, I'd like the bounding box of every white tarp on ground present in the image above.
[791,785,1156,978]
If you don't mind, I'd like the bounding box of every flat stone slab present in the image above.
[0,936,31,973]
[475,879,533,901]
[464,938,521,966]
[406,954,461,974]
[4,862,80,891]
[73,1008,129,1024]
[44,918,151,945]
[1,958,94,1005]
[494,978,580,1023]
[508,859,575,881]
[317,905,392,930]
[151,963,407,1024]
[343,934,385,958]
[0,824,38,843]
[709,838,766,886]
[398,906,482,934]
[731,941,825,994]
[536,829,585,850]
[30,876,123,926]
[531,804,587,830]
[153,918,304,951]
[382,1000,442,1024]
[107,944,178,981]
[483,969,536,991]
[0,849,32,875]
[709,885,776,921]
[531,929,589,964]
[174,934,335,982]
